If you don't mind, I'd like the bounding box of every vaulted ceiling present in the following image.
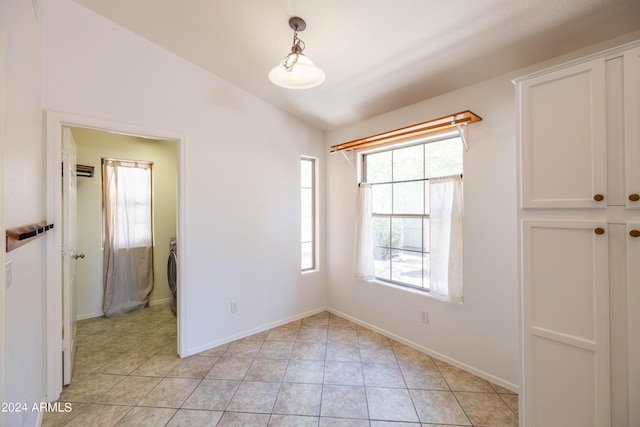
[72,0,640,130]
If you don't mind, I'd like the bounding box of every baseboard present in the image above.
[149,298,171,306]
[181,304,518,393]
[185,306,328,357]
[75,311,103,321]
[326,307,519,394]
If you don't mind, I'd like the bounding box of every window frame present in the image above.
[361,131,463,291]
[301,156,317,272]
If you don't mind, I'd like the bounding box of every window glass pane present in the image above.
[301,188,313,241]
[391,249,424,288]
[373,216,390,248]
[301,242,313,270]
[301,158,315,271]
[391,217,422,251]
[371,184,392,214]
[393,181,424,214]
[392,145,423,181]
[366,151,392,183]
[425,137,463,178]
[373,247,391,280]
[301,159,313,188]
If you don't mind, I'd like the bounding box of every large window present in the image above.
[301,157,316,271]
[363,136,463,290]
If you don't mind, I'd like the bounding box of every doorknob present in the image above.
[629,194,640,202]
[73,254,85,259]
[630,230,640,238]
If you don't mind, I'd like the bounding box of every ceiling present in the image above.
[72,0,640,131]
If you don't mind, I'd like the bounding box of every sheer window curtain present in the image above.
[430,175,463,303]
[102,159,154,317]
[354,183,374,280]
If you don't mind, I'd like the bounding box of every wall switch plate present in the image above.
[5,260,12,289]
[230,302,238,313]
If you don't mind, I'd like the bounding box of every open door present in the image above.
[62,127,78,385]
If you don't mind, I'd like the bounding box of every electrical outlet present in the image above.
[230,302,238,313]
[420,311,429,324]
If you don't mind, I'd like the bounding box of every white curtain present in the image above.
[354,183,374,280]
[430,175,463,303]
[102,159,154,317]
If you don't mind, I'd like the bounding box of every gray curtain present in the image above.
[102,159,154,317]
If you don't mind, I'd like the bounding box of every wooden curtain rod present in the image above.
[330,110,482,153]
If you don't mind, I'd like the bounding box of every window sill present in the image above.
[366,278,463,304]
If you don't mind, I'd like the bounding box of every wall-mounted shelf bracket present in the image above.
[340,150,356,169]
[456,123,469,151]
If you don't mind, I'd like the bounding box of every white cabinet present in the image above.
[519,59,607,209]
[624,47,640,210]
[522,220,609,427]
[516,41,640,427]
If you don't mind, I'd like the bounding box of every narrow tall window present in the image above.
[301,157,316,271]
[363,136,463,294]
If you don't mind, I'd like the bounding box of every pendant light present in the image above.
[268,17,325,89]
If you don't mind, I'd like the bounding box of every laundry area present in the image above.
[72,128,178,320]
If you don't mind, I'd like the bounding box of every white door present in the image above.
[625,47,640,209]
[518,58,607,209]
[521,219,610,426]
[627,222,640,426]
[62,127,78,385]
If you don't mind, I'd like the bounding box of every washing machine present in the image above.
[167,238,177,314]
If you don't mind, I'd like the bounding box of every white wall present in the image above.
[326,75,519,389]
[43,0,327,356]
[324,31,640,391]
[0,1,46,426]
[72,128,177,319]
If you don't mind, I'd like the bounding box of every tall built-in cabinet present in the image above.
[515,42,640,427]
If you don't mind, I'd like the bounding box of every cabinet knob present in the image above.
[630,230,640,238]
[593,194,604,202]
[629,194,640,202]
[594,227,605,235]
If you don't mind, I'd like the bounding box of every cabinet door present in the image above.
[519,59,607,208]
[627,222,640,426]
[521,220,610,426]
[625,47,640,210]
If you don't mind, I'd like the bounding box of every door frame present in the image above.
[45,111,186,401]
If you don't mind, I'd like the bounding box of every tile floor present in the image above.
[43,303,519,426]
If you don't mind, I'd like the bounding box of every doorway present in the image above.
[45,112,185,402]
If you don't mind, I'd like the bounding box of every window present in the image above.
[102,159,153,249]
[301,157,316,271]
[363,135,463,291]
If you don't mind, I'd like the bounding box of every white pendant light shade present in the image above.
[269,17,325,90]
[269,54,325,89]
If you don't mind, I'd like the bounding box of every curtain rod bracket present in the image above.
[340,150,356,169]
[455,123,469,151]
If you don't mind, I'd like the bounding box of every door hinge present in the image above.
[61,340,69,352]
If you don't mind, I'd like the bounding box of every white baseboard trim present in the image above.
[185,306,328,357]
[149,298,171,306]
[181,304,518,393]
[75,311,103,321]
[326,307,519,394]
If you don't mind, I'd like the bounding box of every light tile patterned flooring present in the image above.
[43,304,519,426]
